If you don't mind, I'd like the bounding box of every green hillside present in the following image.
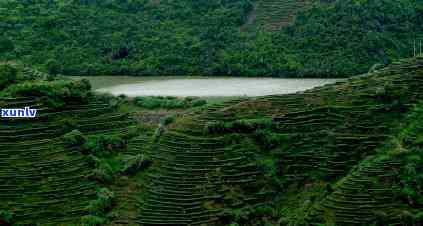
[1,57,422,225]
[0,0,422,77]
[255,0,312,31]
[2,1,423,226]
[0,63,151,225]
[145,56,423,225]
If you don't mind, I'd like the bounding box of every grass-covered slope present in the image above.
[140,56,423,225]
[1,0,422,77]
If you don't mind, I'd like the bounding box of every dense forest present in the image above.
[0,0,422,77]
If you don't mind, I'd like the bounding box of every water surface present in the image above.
[74,76,339,97]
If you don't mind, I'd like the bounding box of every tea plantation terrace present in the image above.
[255,0,312,30]
[137,56,423,225]
[0,96,138,225]
[0,56,422,225]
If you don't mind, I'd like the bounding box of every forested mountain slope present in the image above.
[0,0,422,77]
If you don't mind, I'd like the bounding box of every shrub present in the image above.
[118,94,127,99]
[0,64,17,90]
[413,212,423,224]
[81,215,107,226]
[3,79,91,107]
[231,120,259,133]
[121,154,152,175]
[372,210,388,226]
[0,36,14,53]
[153,125,164,142]
[62,119,78,133]
[207,119,273,134]
[90,188,115,213]
[253,205,274,216]
[254,130,282,150]
[91,164,114,183]
[397,210,413,225]
[85,155,101,168]
[223,134,244,145]
[134,96,161,109]
[94,135,126,154]
[368,63,384,73]
[192,99,207,107]
[205,121,228,134]
[63,129,87,147]
[165,99,187,109]
[81,135,127,156]
[185,96,195,102]
[134,96,206,109]
[46,59,62,75]
[161,115,175,126]
[122,126,143,140]
[0,210,13,224]
[83,188,115,225]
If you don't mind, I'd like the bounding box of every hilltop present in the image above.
[0,0,422,77]
[1,57,422,225]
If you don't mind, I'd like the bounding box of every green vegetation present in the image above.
[0,70,92,107]
[8,79,90,104]
[307,101,423,225]
[228,0,423,77]
[82,188,115,226]
[1,55,423,225]
[0,210,14,225]
[136,56,423,225]
[0,0,422,77]
[0,65,153,225]
[120,154,152,175]
[0,64,17,90]
[1,1,423,224]
[0,0,252,76]
[63,129,87,147]
[254,0,312,31]
[397,104,423,209]
[134,96,207,109]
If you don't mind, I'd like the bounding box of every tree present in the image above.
[0,64,17,90]
[0,37,14,54]
[46,59,62,75]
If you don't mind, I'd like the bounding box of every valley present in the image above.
[0,0,422,225]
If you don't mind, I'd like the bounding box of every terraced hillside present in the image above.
[308,157,404,224]
[0,95,141,225]
[255,0,313,30]
[138,56,423,225]
[138,130,263,225]
[308,100,423,225]
[1,57,423,225]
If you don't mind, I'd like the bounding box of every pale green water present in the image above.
[72,76,339,97]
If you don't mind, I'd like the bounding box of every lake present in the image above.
[72,76,339,97]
